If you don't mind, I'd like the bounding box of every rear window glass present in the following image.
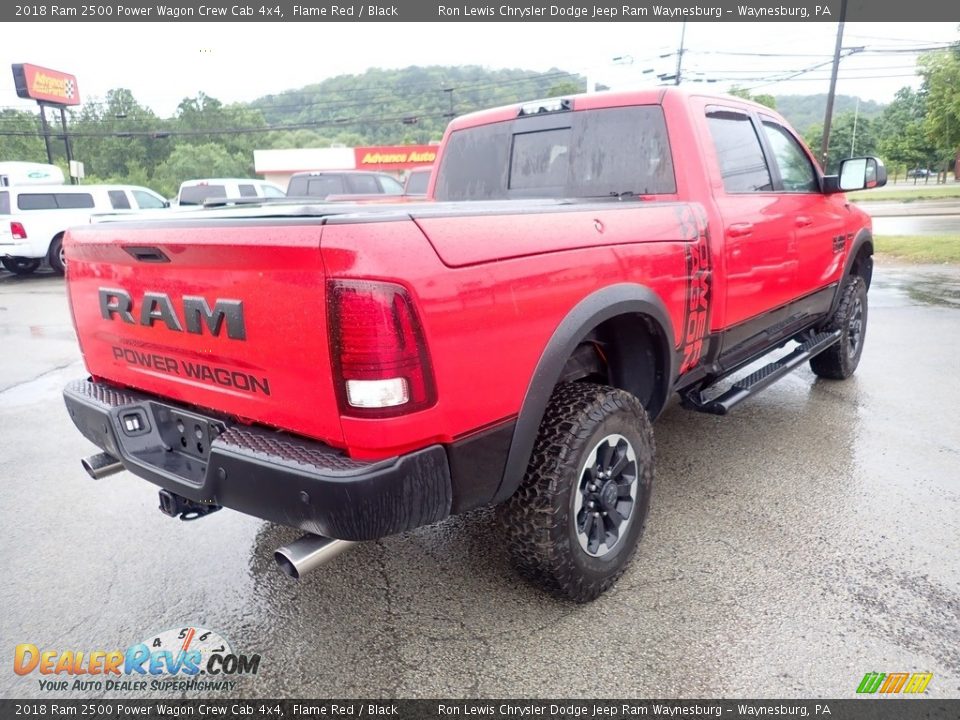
[286,175,346,198]
[347,175,380,194]
[511,128,571,189]
[238,184,257,197]
[179,185,227,205]
[0,191,9,215]
[108,190,131,209]
[435,105,676,201]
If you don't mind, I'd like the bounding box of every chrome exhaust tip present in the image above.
[82,452,123,480]
[274,534,356,579]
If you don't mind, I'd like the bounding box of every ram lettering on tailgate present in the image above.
[98,288,246,340]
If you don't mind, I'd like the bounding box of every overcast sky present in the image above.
[2,22,957,117]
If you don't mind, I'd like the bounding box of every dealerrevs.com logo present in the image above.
[13,626,261,692]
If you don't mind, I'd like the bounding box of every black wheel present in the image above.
[498,382,654,602]
[48,234,66,274]
[1,257,41,275]
[810,275,868,380]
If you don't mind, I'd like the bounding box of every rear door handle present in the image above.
[795,216,813,228]
[727,223,753,238]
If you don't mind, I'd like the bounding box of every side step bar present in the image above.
[683,330,841,416]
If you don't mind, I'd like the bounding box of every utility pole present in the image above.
[443,88,455,118]
[674,21,687,86]
[38,104,53,165]
[850,96,860,156]
[820,0,848,170]
[59,107,76,184]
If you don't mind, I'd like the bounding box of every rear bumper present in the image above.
[1,241,36,257]
[63,378,452,541]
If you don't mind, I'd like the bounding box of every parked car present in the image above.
[0,184,168,275]
[176,179,285,206]
[286,171,404,199]
[906,168,932,178]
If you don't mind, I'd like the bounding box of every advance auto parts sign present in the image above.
[12,63,81,106]
[355,145,437,171]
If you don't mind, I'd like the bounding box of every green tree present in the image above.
[0,109,48,161]
[546,81,583,96]
[918,45,960,173]
[174,92,267,158]
[151,143,249,198]
[71,88,168,180]
[804,111,879,173]
[876,87,936,176]
[728,86,777,110]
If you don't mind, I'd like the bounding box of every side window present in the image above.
[377,175,404,194]
[18,194,57,210]
[261,184,285,198]
[55,193,96,209]
[0,191,10,214]
[238,184,257,197]
[108,190,131,209]
[705,109,773,193]
[132,190,166,209]
[761,120,819,192]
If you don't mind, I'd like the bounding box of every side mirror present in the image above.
[833,156,887,192]
[823,156,887,194]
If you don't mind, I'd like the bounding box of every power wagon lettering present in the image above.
[109,346,271,396]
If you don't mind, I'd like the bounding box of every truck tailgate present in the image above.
[65,221,343,446]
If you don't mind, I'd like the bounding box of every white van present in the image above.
[176,178,285,206]
[0,184,168,275]
[0,162,66,187]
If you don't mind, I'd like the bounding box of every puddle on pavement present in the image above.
[873,269,960,309]
[0,363,82,407]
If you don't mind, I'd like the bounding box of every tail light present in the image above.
[328,279,436,417]
[10,222,27,240]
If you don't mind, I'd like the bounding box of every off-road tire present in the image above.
[48,234,66,274]
[499,382,655,603]
[2,257,41,275]
[810,275,868,380]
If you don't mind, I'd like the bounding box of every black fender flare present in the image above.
[829,227,874,316]
[492,283,676,505]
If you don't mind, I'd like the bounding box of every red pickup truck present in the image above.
[63,89,884,602]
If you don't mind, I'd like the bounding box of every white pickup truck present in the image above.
[0,183,168,274]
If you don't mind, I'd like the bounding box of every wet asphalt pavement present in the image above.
[0,262,958,699]
[872,216,960,236]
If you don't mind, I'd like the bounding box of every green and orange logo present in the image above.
[857,672,932,694]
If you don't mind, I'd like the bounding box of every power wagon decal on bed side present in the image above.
[676,205,713,374]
